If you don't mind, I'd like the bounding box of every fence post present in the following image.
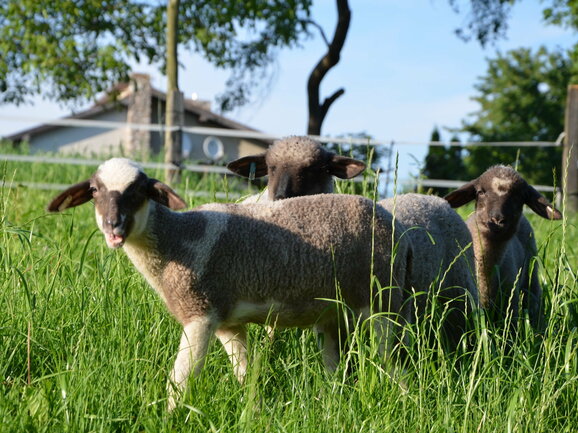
[563,85,578,213]
[164,90,184,185]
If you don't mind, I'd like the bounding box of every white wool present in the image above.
[491,177,513,196]
[97,158,143,192]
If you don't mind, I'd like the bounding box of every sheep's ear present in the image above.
[226,153,268,178]
[328,155,366,179]
[524,185,562,220]
[444,181,477,208]
[46,180,93,212]
[147,179,187,210]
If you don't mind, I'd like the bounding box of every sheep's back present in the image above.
[380,194,476,299]
[199,194,407,321]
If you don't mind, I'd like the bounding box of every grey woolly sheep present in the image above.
[227,136,366,202]
[380,194,478,348]
[444,165,562,331]
[47,158,412,410]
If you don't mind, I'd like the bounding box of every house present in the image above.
[4,74,269,162]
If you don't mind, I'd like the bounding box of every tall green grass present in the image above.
[0,158,576,432]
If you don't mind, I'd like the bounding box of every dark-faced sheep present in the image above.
[444,165,562,331]
[227,136,366,202]
[47,158,412,410]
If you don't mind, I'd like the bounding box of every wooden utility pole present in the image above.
[164,0,183,184]
[563,85,578,213]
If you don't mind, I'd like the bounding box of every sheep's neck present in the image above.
[469,217,510,309]
[122,203,170,304]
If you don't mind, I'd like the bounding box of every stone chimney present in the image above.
[125,73,152,158]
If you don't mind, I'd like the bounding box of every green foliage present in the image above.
[449,0,516,46]
[0,0,312,110]
[542,0,578,30]
[457,46,572,185]
[423,127,466,195]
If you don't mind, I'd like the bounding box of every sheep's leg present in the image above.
[167,317,215,411]
[527,260,544,331]
[372,315,395,361]
[216,325,248,383]
[373,314,408,391]
[315,323,341,372]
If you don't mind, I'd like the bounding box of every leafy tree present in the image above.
[0,0,313,109]
[450,0,578,47]
[457,47,573,185]
[423,127,466,195]
[449,0,514,46]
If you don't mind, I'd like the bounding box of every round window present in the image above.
[202,136,225,161]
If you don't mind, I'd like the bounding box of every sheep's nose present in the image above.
[106,216,124,229]
[489,213,505,226]
[273,174,292,200]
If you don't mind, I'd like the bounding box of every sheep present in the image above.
[235,140,477,347]
[47,158,413,410]
[444,165,562,331]
[227,136,366,203]
[379,194,478,348]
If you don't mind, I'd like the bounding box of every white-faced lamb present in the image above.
[444,165,562,331]
[47,158,413,410]
[227,136,366,203]
[379,194,478,348]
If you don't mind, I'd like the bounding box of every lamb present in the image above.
[227,136,366,203]
[379,194,478,348]
[444,165,562,331]
[47,158,413,410]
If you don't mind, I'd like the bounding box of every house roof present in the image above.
[4,76,264,143]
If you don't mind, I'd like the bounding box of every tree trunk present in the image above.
[164,0,183,184]
[306,0,351,136]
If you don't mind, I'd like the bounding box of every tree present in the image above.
[448,0,515,46]
[0,1,313,109]
[423,127,466,195]
[450,0,578,47]
[306,0,351,135]
[457,47,573,185]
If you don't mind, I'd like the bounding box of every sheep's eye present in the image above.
[477,189,485,196]
[90,186,98,195]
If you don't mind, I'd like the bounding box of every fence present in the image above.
[0,110,568,200]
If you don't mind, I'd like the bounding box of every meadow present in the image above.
[0,156,576,432]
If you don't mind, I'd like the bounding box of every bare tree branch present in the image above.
[307,0,351,135]
[320,88,345,126]
[305,19,330,47]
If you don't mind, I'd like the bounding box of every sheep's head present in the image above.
[47,158,187,248]
[444,165,562,242]
[227,136,366,200]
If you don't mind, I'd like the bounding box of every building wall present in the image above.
[25,96,267,160]
[29,109,127,156]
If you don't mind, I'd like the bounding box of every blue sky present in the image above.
[0,0,575,180]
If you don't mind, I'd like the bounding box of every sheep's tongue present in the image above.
[106,232,125,248]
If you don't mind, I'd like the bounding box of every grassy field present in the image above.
[0,157,576,432]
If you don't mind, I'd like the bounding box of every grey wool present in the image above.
[47,158,412,410]
[380,193,478,347]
